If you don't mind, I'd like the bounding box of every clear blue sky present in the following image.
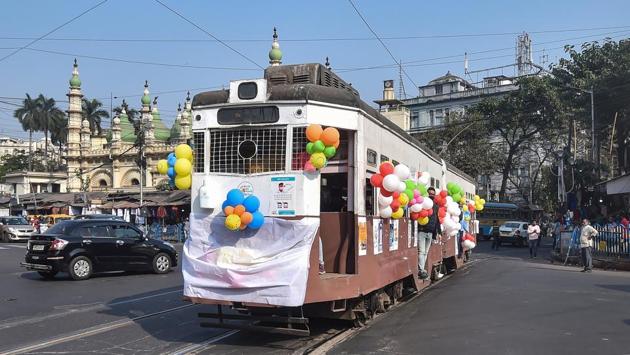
[1,0,629,139]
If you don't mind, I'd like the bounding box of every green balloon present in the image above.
[453,193,462,202]
[313,140,325,153]
[404,189,414,201]
[446,182,454,191]
[418,185,428,197]
[405,179,416,191]
[306,142,315,155]
[323,146,337,159]
[453,184,461,194]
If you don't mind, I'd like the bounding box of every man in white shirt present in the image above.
[580,219,598,272]
[527,221,541,258]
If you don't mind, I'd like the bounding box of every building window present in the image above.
[435,109,444,126]
[99,179,107,187]
[435,84,443,95]
[429,110,435,126]
[411,110,419,128]
[131,178,140,186]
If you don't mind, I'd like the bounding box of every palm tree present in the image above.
[50,115,68,169]
[13,94,41,170]
[37,94,64,165]
[82,98,109,136]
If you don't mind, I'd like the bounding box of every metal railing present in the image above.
[557,226,630,260]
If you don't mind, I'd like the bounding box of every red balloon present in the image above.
[438,209,446,218]
[439,217,445,224]
[370,174,384,188]
[439,190,448,198]
[392,191,400,199]
[410,212,420,220]
[427,209,434,216]
[379,162,395,176]
[380,189,393,197]
[390,200,401,211]
[419,210,429,218]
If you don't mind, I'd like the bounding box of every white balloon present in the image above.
[452,215,460,223]
[419,172,430,185]
[446,196,454,204]
[379,206,393,218]
[410,203,423,213]
[378,193,393,207]
[382,174,400,192]
[397,181,407,193]
[422,198,433,210]
[463,240,476,250]
[394,164,411,180]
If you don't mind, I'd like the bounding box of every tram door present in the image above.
[319,130,355,274]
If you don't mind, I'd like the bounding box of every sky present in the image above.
[1,0,629,139]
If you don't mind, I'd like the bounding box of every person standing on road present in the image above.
[527,220,541,258]
[580,219,598,272]
[417,187,439,280]
[491,221,501,251]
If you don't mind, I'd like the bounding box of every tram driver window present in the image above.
[320,173,348,212]
[365,177,375,216]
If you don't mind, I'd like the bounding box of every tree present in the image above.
[50,114,68,169]
[552,38,630,175]
[82,98,109,136]
[471,76,567,201]
[37,94,64,167]
[0,151,46,181]
[13,94,41,170]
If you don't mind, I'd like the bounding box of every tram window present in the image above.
[366,149,377,167]
[292,127,348,170]
[238,82,258,100]
[392,160,399,166]
[380,154,389,164]
[365,177,375,216]
[217,106,279,125]
[430,177,435,188]
[320,173,348,212]
[193,131,205,173]
[436,180,440,189]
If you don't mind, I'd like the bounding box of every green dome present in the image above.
[141,94,151,105]
[120,116,137,143]
[69,74,81,88]
[152,110,171,141]
[269,48,282,61]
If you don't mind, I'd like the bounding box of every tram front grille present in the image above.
[209,127,287,174]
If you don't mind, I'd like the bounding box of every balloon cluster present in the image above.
[434,190,462,237]
[473,195,486,211]
[156,144,193,190]
[222,189,264,231]
[462,233,476,250]
[304,124,340,172]
[446,182,466,205]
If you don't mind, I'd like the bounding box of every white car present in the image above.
[498,221,529,247]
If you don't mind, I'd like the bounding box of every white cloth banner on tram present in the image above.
[182,213,319,307]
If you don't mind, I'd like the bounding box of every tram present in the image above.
[183,62,476,335]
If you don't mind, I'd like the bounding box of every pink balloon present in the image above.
[414,190,421,199]
[417,196,424,204]
[304,161,316,173]
[410,198,417,205]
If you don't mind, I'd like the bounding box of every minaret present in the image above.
[179,92,192,143]
[170,103,182,143]
[268,27,282,66]
[66,59,83,192]
[141,80,154,144]
[111,111,121,155]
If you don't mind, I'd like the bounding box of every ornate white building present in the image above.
[65,60,192,192]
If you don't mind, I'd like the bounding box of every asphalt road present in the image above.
[331,239,630,355]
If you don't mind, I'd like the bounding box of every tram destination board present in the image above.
[217,106,279,125]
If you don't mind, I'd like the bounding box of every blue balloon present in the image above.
[226,189,245,206]
[242,195,260,212]
[167,155,177,167]
[221,200,230,210]
[249,211,264,229]
[167,167,175,179]
[167,152,175,160]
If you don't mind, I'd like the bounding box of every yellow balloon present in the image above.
[398,193,409,206]
[419,216,429,225]
[174,158,192,176]
[476,205,484,211]
[225,214,241,231]
[157,159,169,175]
[459,197,466,204]
[391,208,404,219]
[175,144,193,161]
[462,205,469,212]
[174,174,192,190]
[474,195,480,201]
[310,152,327,169]
[480,198,486,205]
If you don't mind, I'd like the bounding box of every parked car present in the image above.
[0,216,36,242]
[20,219,177,280]
[40,214,72,233]
[498,221,529,247]
[73,214,124,221]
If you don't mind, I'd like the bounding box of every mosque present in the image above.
[65,60,192,192]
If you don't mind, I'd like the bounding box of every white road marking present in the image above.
[168,329,240,355]
[0,288,183,330]
[0,246,8,250]
[5,244,26,248]
[1,303,197,355]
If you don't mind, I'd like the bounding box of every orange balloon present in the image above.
[305,124,323,142]
[224,206,234,216]
[321,127,340,146]
[240,212,253,225]
[333,139,340,149]
[239,224,248,230]
[234,205,246,216]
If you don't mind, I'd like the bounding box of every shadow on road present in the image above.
[597,284,630,293]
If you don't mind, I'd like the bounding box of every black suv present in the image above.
[21,219,178,280]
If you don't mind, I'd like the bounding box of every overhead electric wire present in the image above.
[1,25,629,43]
[347,0,418,91]
[0,0,108,63]
[153,0,264,70]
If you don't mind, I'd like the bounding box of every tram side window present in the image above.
[380,154,389,164]
[365,177,375,216]
[292,127,349,170]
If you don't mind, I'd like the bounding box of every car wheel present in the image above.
[38,271,58,279]
[68,256,92,280]
[152,253,171,274]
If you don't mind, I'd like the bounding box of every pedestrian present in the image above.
[491,221,501,250]
[527,220,541,258]
[417,187,439,280]
[552,219,561,251]
[183,218,190,242]
[580,218,598,272]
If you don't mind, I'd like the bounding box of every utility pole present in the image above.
[590,85,596,163]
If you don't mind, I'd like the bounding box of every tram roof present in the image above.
[192,63,474,184]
